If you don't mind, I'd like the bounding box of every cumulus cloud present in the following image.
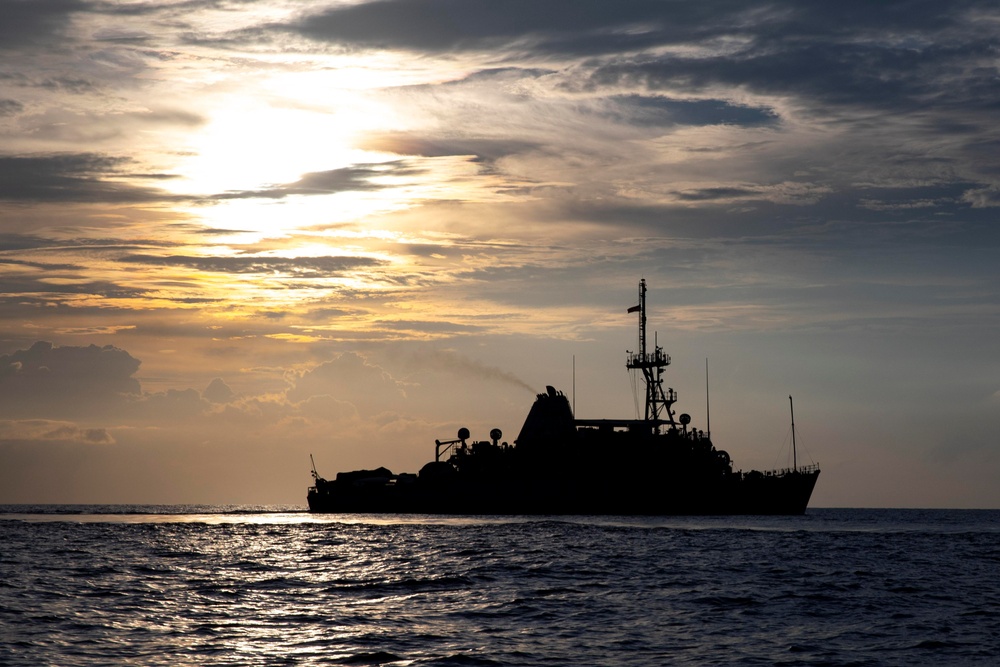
[136,388,209,420]
[287,352,408,415]
[298,394,361,423]
[0,342,141,418]
[203,378,235,403]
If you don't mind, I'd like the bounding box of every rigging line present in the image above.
[771,424,793,470]
[790,421,817,465]
[628,368,640,419]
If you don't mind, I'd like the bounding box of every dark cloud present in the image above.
[0,257,82,272]
[0,0,86,50]
[0,98,24,115]
[0,154,182,204]
[0,341,141,418]
[361,133,540,164]
[674,186,761,202]
[0,232,181,257]
[119,254,386,276]
[0,420,115,445]
[286,0,998,133]
[0,273,147,299]
[0,232,57,252]
[288,0,750,55]
[588,40,998,115]
[601,96,779,128]
[211,162,425,200]
[287,0,991,58]
[38,75,99,94]
[203,377,235,403]
[40,424,115,444]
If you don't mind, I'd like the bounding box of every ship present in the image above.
[308,279,820,515]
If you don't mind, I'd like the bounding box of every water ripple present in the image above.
[1,509,999,666]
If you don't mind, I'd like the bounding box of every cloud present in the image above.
[136,388,210,420]
[599,96,779,129]
[570,2,1000,131]
[288,0,753,56]
[118,254,386,276]
[671,181,832,206]
[962,186,1000,208]
[287,352,408,413]
[0,154,181,203]
[297,394,361,423]
[210,162,427,200]
[0,98,24,115]
[0,0,85,51]
[361,133,540,164]
[0,419,115,444]
[378,320,486,335]
[284,0,999,75]
[0,341,141,418]
[203,377,234,403]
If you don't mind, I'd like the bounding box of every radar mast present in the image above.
[626,279,677,431]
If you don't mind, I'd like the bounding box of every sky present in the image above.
[1,0,998,508]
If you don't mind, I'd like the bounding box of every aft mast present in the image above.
[626,279,677,431]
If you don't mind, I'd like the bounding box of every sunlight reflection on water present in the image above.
[2,507,999,666]
[4,506,998,533]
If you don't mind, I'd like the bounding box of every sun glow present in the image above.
[168,106,375,196]
[163,61,409,196]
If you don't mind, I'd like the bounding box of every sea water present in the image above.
[1,507,998,666]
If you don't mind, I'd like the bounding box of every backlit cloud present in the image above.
[0,342,140,417]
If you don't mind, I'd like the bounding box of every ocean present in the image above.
[1,507,998,666]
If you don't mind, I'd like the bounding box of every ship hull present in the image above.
[307,468,820,516]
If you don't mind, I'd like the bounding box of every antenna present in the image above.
[572,354,576,416]
[789,395,797,472]
[705,358,711,439]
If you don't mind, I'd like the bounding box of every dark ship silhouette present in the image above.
[309,280,820,515]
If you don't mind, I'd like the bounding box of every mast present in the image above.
[789,395,797,472]
[626,279,676,430]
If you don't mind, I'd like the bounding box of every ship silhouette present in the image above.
[308,280,820,515]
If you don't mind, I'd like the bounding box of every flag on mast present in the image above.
[627,304,641,313]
